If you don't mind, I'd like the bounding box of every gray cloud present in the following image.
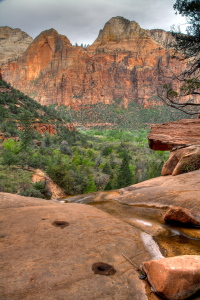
[0,0,186,45]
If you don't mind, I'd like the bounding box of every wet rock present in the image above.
[164,206,200,227]
[142,255,200,300]
[162,145,200,176]
[101,170,200,211]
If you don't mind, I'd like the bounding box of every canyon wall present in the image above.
[1,17,189,108]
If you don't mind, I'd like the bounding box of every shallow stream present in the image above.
[64,196,200,299]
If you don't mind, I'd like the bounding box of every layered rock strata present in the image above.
[148,119,200,151]
[148,119,200,175]
[1,17,188,107]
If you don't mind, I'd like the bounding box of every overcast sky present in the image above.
[0,0,187,45]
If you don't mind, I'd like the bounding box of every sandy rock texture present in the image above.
[1,170,200,299]
[161,145,200,175]
[0,193,158,300]
[101,170,200,211]
[148,119,200,151]
[143,255,200,300]
[67,170,200,258]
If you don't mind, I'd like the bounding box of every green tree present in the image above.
[19,112,34,149]
[104,172,117,191]
[1,139,21,166]
[83,175,97,193]
[174,0,200,41]
[116,150,134,188]
[102,161,112,175]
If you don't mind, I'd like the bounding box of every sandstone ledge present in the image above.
[148,119,200,151]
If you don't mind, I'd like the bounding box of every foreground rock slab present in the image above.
[143,255,200,300]
[164,206,200,227]
[0,193,156,300]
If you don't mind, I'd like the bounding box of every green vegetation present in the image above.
[54,98,194,130]
[0,79,182,198]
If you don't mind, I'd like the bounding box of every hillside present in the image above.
[0,17,192,108]
[0,78,174,198]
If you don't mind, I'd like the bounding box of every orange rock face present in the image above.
[1,17,189,108]
[148,119,200,151]
[18,123,57,135]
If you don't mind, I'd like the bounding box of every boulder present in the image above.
[164,206,200,227]
[161,145,200,176]
[142,255,200,300]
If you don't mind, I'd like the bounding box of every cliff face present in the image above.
[1,17,187,108]
[0,26,33,65]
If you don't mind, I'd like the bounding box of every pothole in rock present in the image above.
[92,262,116,276]
[52,220,69,229]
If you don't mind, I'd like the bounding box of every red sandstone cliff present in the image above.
[1,17,190,108]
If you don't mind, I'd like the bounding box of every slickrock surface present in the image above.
[67,171,200,258]
[0,193,157,300]
[93,170,200,211]
[1,17,187,107]
[1,170,200,299]
[0,26,33,65]
[148,119,200,151]
[143,255,200,300]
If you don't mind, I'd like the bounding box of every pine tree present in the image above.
[116,150,133,188]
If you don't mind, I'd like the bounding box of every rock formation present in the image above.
[164,206,200,227]
[142,255,200,300]
[1,170,200,299]
[1,17,188,108]
[0,26,33,65]
[32,169,66,199]
[161,145,200,175]
[0,193,155,300]
[148,119,200,175]
[18,122,57,135]
[148,119,200,151]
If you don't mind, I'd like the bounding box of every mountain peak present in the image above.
[92,16,143,45]
[0,26,33,65]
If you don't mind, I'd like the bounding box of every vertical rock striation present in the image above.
[1,17,189,107]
